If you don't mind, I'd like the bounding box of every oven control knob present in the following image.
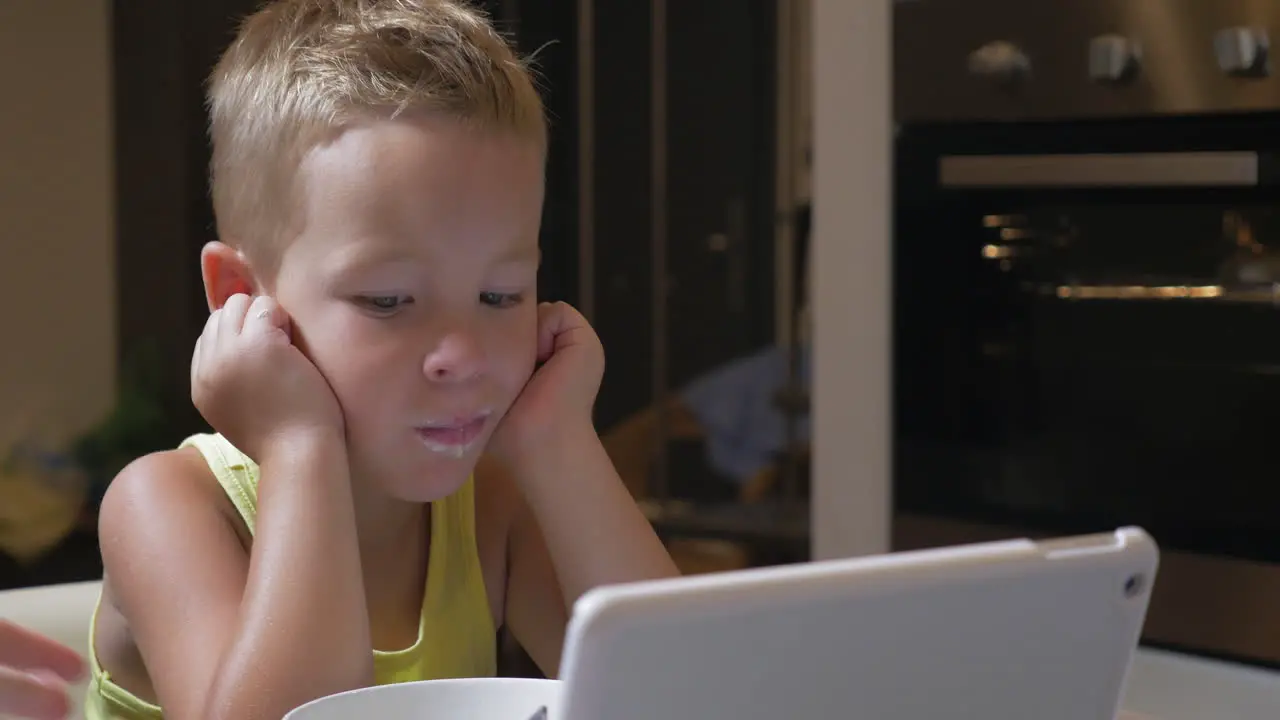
[1089,34,1141,84]
[968,40,1031,85]
[1214,26,1270,77]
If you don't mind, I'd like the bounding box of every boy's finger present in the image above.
[218,293,253,338]
[536,302,591,362]
[535,302,560,362]
[243,295,291,340]
[201,304,221,338]
[191,335,203,389]
[0,622,84,682]
[0,666,72,720]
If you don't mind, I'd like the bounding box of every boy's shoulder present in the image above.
[98,446,250,557]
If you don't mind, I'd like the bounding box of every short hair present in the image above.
[207,0,546,259]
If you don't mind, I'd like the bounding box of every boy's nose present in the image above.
[422,332,484,383]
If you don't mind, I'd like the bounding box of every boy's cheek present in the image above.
[512,318,540,377]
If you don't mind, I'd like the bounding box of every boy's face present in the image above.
[270,115,543,500]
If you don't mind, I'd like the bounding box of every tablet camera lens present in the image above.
[1123,573,1145,598]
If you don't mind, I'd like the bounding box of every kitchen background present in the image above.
[5,0,1280,708]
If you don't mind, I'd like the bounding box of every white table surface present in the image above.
[1122,646,1280,720]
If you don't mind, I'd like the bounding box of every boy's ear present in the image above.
[200,241,257,311]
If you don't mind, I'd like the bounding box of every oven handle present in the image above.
[1048,283,1280,304]
[939,151,1263,188]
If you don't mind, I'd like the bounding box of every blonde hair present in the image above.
[207,0,546,257]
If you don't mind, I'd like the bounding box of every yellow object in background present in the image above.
[0,444,86,564]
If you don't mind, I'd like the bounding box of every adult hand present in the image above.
[0,619,85,719]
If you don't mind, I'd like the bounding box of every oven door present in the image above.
[893,114,1280,667]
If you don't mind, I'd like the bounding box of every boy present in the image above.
[86,1,679,718]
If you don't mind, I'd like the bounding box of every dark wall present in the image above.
[113,1,260,434]
[589,0,656,429]
[582,0,778,429]
[499,0,581,306]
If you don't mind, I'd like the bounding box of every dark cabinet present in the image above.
[113,0,264,433]
[586,0,779,430]
[664,0,777,391]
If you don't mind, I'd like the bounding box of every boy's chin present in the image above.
[379,453,481,503]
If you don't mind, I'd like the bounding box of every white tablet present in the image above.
[555,526,1158,720]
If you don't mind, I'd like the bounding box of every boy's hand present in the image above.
[191,293,345,462]
[492,302,604,461]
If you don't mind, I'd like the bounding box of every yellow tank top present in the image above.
[84,433,497,719]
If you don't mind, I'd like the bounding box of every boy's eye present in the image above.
[356,295,412,314]
[480,291,523,308]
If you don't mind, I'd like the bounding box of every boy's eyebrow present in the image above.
[326,241,540,275]
[326,244,418,275]
[498,245,541,265]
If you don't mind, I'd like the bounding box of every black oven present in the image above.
[893,0,1280,667]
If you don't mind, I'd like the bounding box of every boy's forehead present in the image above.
[318,233,540,273]
[298,120,543,221]
[288,118,543,252]
[302,116,543,187]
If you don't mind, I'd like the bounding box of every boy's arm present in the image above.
[100,432,372,720]
[493,302,679,678]
[514,423,678,600]
[500,423,679,677]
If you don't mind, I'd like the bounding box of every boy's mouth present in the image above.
[414,413,490,457]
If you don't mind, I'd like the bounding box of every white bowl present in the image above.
[284,678,562,720]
